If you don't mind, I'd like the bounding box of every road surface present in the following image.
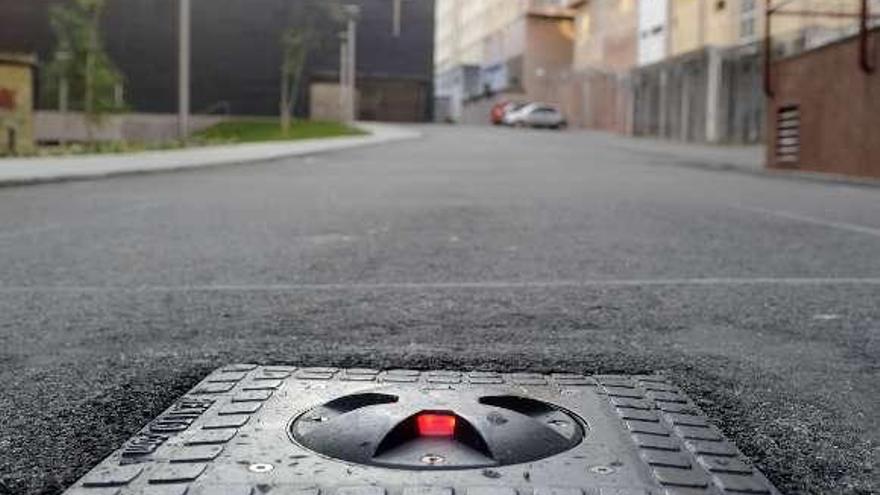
[1,126,878,494]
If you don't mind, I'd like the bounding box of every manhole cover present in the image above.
[63,366,781,495]
[291,390,584,469]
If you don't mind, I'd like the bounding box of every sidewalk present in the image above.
[597,133,764,172]
[596,132,880,187]
[0,122,420,187]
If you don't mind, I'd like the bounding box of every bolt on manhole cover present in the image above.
[63,366,781,495]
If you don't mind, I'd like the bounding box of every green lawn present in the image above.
[193,119,366,143]
[17,119,365,158]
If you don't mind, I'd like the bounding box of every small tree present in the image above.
[280,30,307,135]
[43,0,125,141]
[279,1,343,134]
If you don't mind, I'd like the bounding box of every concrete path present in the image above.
[0,122,420,186]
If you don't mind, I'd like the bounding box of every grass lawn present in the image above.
[193,119,366,143]
[11,119,366,158]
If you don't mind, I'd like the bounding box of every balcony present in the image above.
[528,0,577,18]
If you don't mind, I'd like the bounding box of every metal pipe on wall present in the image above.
[763,1,773,97]
[860,0,876,73]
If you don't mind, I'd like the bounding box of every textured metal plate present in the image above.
[63,366,781,495]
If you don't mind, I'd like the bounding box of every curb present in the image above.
[597,132,880,189]
[0,123,421,188]
[671,158,880,189]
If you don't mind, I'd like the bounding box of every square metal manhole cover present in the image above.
[64,366,780,495]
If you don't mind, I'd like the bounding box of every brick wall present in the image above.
[0,54,35,154]
[524,15,575,104]
[34,111,225,143]
[766,29,880,178]
[577,71,631,133]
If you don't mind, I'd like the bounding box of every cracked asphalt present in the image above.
[0,125,878,494]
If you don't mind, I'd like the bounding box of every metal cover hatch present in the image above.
[291,389,585,469]
[62,366,782,495]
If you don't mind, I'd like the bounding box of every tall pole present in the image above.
[705,47,721,142]
[348,15,355,121]
[57,50,70,147]
[665,0,674,58]
[84,5,98,143]
[339,32,348,121]
[347,14,355,121]
[392,0,402,37]
[763,2,773,97]
[345,5,359,122]
[179,0,191,140]
[280,54,290,134]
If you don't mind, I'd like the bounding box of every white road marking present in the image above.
[736,205,880,239]
[812,314,842,321]
[1,277,880,293]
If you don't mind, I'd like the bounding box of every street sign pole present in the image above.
[57,50,70,147]
[339,32,348,122]
[178,0,191,141]
[345,5,360,123]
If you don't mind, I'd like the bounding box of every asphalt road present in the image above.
[1,126,878,495]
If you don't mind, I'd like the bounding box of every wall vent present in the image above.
[776,104,800,165]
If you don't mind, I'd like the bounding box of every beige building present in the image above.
[434,0,576,122]
[563,0,639,131]
[668,0,740,56]
[435,0,529,76]
[0,53,35,155]
[570,0,638,72]
[663,0,871,60]
[434,0,876,133]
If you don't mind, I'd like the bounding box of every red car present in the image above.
[491,101,527,125]
[490,101,509,125]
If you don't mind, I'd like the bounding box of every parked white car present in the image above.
[502,103,567,129]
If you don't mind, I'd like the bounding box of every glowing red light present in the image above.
[417,413,457,437]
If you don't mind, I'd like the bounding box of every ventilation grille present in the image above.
[776,105,800,165]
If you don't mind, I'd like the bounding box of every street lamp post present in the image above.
[343,5,360,122]
[392,0,403,37]
[56,49,71,146]
[178,0,191,141]
[338,32,349,122]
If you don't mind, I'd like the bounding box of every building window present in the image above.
[740,18,755,38]
[740,0,757,41]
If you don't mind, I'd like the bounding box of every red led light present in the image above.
[417,413,457,437]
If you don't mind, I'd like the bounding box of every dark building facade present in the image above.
[0,0,435,121]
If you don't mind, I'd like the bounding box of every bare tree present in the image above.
[280,30,307,135]
[279,0,343,134]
